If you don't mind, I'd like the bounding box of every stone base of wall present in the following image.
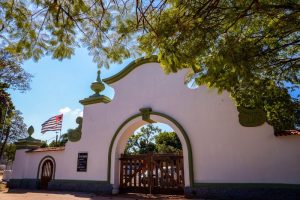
[48,180,112,194]
[8,179,112,194]
[185,183,300,200]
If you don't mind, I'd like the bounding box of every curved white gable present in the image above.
[12,61,300,191]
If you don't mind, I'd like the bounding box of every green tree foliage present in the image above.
[0,49,32,159]
[132,0,300,131]
[125,124,182,154]
[40,141,48,148]
[155,131,182,153]
[0,0,134,67]
[0,109,27,159]
[125,124,161,154]
[1,0,299,131]
[48,133,68,147]
[3,143,16,161]
[0,50,32,92]
[60,133,68,146]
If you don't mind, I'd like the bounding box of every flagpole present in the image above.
[59,115,63,144]
[59,129,62,143]
[55,131,58,146]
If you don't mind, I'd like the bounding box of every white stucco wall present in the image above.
[12,62,300,186]
[12,149,64,179]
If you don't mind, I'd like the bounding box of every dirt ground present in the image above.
[0,190,191,200]
[0,174,190,200]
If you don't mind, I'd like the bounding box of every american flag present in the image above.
[41,114,63,133]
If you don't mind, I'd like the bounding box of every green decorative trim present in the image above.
[8,179,39,189]
[107,109,194,187]
[67,117,83,142]
[107,113,141,182]
[8,179,111,192]
[139,108,155,123]
[151,111,194,187]
[16,145,39,150]
[36,156,56,180]
[103,56,158,84]
[237,106,266,127]
[15,141,43,149]
[193,183,300,189]
[79,95,111,105]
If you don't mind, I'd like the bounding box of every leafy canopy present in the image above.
[1,0,299,131]
[0,50,32,92]
[125,124,182,155]
[0,50,31,159]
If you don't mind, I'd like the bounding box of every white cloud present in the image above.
[59,107,82,117]
[59,107,71,114]
[58,107,83,130]
[71,108,83,117]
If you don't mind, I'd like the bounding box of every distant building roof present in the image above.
[26,147,65,153]
[275,130,300,136]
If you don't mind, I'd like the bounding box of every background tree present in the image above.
[132,0,300,131]
[0,49,32,160]
[3,143,16,162]
[48,133,68,147]
[1,0,299,131]
[125,124,182,154]
[0,109,27,160]
[0,50,32,92]
[125,124,161,154]
[155,131,182,153]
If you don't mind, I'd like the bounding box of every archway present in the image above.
[37,156,56,190]
[108,109,194,194]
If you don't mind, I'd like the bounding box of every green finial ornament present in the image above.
[96,70,101,82]
[90,70,105,96]
[28,126,34,137]
[79,69,111,105]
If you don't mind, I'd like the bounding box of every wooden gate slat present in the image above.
[120,153,183,194]
[171,159,174,188]
[155,159,159,188]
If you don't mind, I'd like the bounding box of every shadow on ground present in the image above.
[1,188,189,200]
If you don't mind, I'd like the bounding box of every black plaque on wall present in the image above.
[77,152,88,172]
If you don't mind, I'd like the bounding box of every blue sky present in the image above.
[10,48,172,143]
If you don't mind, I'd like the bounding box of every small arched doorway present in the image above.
[108,109,194,194]
[38,156,55,190]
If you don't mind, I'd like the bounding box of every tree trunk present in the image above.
[0,126,10,160]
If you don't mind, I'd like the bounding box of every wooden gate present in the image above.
[40,160,54,189]
[119,153,184,194]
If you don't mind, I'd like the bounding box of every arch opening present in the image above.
[37,156,56,190]
[124,123,181,155]
[109,111,193,194]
